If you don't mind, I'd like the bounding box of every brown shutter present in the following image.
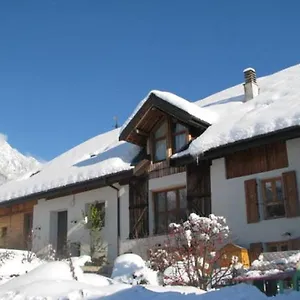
[129,176,149,239]
[249,242,263,263]
[244,179,259,223]
[288,238,300,250]
[282,171,300,218]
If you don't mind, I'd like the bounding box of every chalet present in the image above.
[0,65,299,267]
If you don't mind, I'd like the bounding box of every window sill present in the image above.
[263,215,286,221]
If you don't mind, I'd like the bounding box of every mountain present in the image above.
[0,137,41,184]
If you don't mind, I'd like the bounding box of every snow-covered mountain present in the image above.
[0,137,41,184]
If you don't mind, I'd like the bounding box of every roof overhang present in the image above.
[119,93,211,146]
[0,169,133,207]
[171,125,300,166]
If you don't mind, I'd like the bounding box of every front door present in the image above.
[57,210,68,258]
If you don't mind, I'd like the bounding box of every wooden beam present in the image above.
[135,128,148,137]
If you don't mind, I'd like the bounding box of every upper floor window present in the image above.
[152,118,189,162]
[172,122,188,152]
[261,177,285,219]
[153,121,168,162]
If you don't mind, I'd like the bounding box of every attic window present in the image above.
[172,122,188,152]
[153,121,167,162]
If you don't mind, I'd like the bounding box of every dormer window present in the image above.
[172,122,188,152]
[152,118,190,163]
[153,121,167,162]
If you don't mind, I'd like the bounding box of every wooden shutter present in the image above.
[186,161,211,217]
[249,242,263,262]
[244,179,259,223]
[129,176,149,239]
[282,171,300,218]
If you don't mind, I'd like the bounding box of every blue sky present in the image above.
[0,0,299,161]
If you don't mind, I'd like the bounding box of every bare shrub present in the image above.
[148,213,235,290]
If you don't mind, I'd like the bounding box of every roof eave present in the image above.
[0,169,133,207]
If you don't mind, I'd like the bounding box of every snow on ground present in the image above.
[0,261,130,300]
[0,249,44,285]
[0,128,140,202]
[177,64,300,157]
[111,253,158,285]
[97,284,265,300]
[0,251,298,300]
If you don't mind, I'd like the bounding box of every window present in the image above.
[23,213,33,248]
[153,121,167,162]
[172,122,188,152]
[261,177,285,219]
[266,241,289,252]
[24,213,33,239]
[154,187,187,234]
[85,202,105,228]
[151,118,190,162]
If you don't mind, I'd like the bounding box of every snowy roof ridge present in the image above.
[177,63,300,158]
[120,90,218,136]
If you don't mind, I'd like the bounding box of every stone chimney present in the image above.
[243,67,259,101]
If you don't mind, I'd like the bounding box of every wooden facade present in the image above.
[148,160,186,179]
[0,200,36,249]
[225,141,288,179]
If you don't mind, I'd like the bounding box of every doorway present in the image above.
[23,212,33,249]
[56,210,68,258]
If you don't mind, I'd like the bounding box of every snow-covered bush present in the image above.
[148,213,233,290]
[111,253,158,285]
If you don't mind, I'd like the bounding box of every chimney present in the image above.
[243,67,259,101]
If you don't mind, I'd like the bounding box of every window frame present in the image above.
[85,201,106,228]
[151,117,189,163]
[152,119,168,163]
[261,177,286,220]
[153,186,187,234]
[171,121,189,153]
[266,241,289,252]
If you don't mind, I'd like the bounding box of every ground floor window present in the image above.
[266,241,289,252]
[154,187,187,234]
[85,202,106,228]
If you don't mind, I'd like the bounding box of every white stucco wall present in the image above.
[32,184,129,265]
[211,137,300,249]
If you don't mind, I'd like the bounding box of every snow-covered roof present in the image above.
[1,64,300,202]
[0,129,139,202]
[175,64,300,158]
[120,90,218,135]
